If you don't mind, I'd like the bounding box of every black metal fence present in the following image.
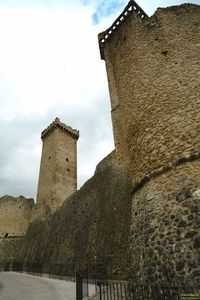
[1,262,199,300]
[76,268,89,300]
[97,280,200,300]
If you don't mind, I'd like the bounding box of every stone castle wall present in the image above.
[0,195,35,264]
[100,3,200,281]
[0,195,35,238]
[102,4,200,182]
[21,151,132,279]
[0,238,24,263]
[130,160,200,281]
[0,2,199,283]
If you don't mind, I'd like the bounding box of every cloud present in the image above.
[0,0,82,9]
[82,0,200,22]
[0,2,114,199]
[0,117,42,197]
[81,0,127,24]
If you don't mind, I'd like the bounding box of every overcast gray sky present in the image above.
[0,0,199,199]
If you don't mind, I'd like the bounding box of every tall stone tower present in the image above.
[36,118,79,218]
[99,1,200,282]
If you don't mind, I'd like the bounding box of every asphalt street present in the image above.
[0,272,95,300]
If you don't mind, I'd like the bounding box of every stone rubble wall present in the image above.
[103,4,200,182]
[101,3,200,281]
[0,195,35,238]
[21,151,132,279]
[0,238,24,263]
[130,159,200,282]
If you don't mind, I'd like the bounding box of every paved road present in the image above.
[0,272,95,300]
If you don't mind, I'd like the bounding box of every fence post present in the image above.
[76,272,83,300]
[97,282,102,300]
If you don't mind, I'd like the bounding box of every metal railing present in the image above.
[97,280,200,300]
[76,268,89,300]
[2,262,199,300]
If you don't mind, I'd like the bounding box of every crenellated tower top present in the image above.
[98,0,148,59]
[41,117,79,141]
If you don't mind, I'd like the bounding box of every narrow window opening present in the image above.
[161,50,168,56]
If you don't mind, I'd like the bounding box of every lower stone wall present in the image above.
[21,151,132,279]
[0,195,35,238]
[0,238,24,263]
[1,151,199,282]
[130,159,200,282]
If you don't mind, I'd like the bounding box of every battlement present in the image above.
[98,0,148,59]
[41,117,79,141]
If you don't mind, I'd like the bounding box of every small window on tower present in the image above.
[66,158,69,162]
[67,168,70,172]
[49,156,51,159]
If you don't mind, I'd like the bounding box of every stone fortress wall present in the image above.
[0,126,132,279]
[0,195,35,263]
[22,151,132,279]
[0,0,199,283]
[0,151,132,279]
[0,195,35,238]
[99,1,200,281]
[99,2,200,181]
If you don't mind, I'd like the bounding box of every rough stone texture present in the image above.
[36,118,79,218]
[22,151,132,279]
[102,3,200,182]
[0,238,24,263]
[130,160,200,282]
[100,2,200,282]
[0,195,35,238]
[0,195,34,265]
